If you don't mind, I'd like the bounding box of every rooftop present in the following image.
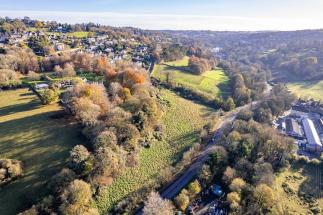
[302,118,322,147]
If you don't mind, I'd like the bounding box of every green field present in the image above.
[288,80,323,101]
[0,89,85,215]
[67,31,94,38]
[95,89,215,213]
[152,57,231,99]
[274,163,323,214]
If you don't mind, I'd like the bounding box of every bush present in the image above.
[252,184,275,211]
[69,145,90,172]
[27,71,40,81]
[41,88,59,104]
[69,145,90,165]
[94,130,118,150]
[188,56,214,74]
[310,158,321,166]
[143,191,174,215]
[298,155,310,164]
[60,179,99,215]
[229,178,246,193]
[175,189,190,211]
[55,63,76,78]
[227,192,241,204]
[74,97,101,127]
[222,97,235,111]
[0,159,23,185]
[198,164,212,186]
[188,180,201,197]
[49,168,76,194]
[0,69,21,88]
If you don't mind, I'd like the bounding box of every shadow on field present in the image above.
[170,130,200,162]
[0,99,41,117]
[0,111,85,215]
[163,64,192,74]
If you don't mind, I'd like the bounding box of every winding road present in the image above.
[160,102,256,199]
[135,84,272,214]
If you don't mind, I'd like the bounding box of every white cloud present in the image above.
[1,10,323,31]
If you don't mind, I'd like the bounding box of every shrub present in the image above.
[0,159,23,185]
[69,145,90,165]
[188,56,214,74]
[143,191,174,215]
[49,168,76,194]
[175,189,190,211]
[252,184,275,211]
[229,178,246,193]
[60,179,99,215]
[298,155,310,164]
[222,97,235,111]
[236,109,253,121]
[74,97,101,126]
[69,145,90,172]
[94,130,118,150]
[188,180,202,197]
[222,166,236,184]
[227,192,241,204]
[0,69,21,88]
[160,166,176,184]
[41,88,59,104]
[27,71,40,81]
[56,63,76,78]
[310,158,321,166]
[198,164,212,186]
[91,146,126,187]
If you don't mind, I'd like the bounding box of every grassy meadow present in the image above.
[0,89,85,215]
[287,80,323,101]
[152,57,231,99]
[274,163,323,214]
[67,31,94,38]
[95,88,215,213]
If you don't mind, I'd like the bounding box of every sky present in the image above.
[1,0,323,31]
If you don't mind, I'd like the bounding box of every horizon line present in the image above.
[1,10,323,32]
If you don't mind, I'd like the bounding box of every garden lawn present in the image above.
[95,89,215,214]
[287,80,323,101]
[273,163,323,214]
[152,57,231,99]
[0,89,85,215]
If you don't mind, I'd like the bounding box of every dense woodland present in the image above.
[196,85,298,214]
[170,30,323,82]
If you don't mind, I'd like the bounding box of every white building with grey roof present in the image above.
[302,118,322,152]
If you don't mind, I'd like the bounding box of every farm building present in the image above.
[285,118,302,137]
[302,118,322,152]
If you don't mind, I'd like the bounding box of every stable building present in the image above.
[302,118,322,152]
[285,118,302,137]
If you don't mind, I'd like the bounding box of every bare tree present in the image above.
[143,192,174,215]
